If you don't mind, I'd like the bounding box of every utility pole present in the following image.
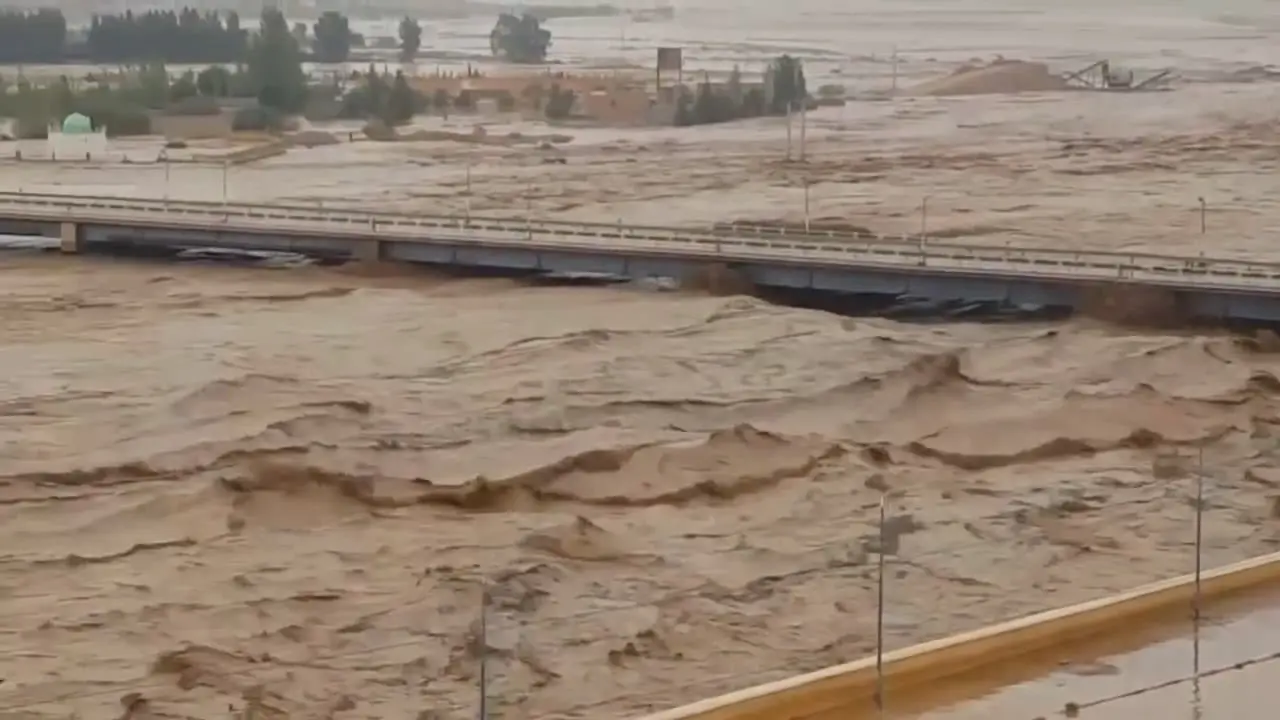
[160,149,170,203]
[874,494,887,716]
[796,59,806,162]
[525,182,533,240]
[465,161,473,222]
[891,45,899,94]
[785,104,793,161]
[478,587,489,720]
[803,179,811,233]
[1193,447,1205,621]
[799,97,807,162]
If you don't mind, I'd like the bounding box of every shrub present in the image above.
[231,105,285,132]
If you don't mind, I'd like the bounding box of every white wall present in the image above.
[46,129,109,161]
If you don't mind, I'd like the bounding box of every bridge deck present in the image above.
[4,192,1280,320]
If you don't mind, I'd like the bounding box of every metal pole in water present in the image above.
[478,587,489,720]
[1192,449,1205,720]
[875,494,887,715]
[1191,608,1203,720]
[1193,447,1205,622]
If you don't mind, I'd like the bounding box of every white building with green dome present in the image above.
[47,111,107,161]
[60,113,94,135]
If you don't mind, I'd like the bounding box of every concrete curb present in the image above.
[636,551,1280,720]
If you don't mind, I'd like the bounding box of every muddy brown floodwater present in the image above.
[4,254,1280,719]
[910,589,1280,720]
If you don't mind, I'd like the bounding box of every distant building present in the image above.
[48,112,107,160]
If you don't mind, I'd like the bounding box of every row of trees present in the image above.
[0,8,552,66]
[676,55,808,127]
[87,9,247,64]
[335,66,577,126]
[0,7,400,66]
[0,9,66,63]
[0,6,568,140]
[0,7,312,138]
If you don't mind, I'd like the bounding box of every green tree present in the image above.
[85,8,245,64]
[489,12,550,64]
[49,76,75,118]
[544,83,574,119]
[0,9,67,63]
[137,62,172,108]
[365,64,388,114]
[312,11,351,64]
[386,71,416,124]
[766,54,806,114]
[196,65,231,96]
[432,88,451,118]
[741,87,766,117]
[727,65,742,104]
[399,16,421,62]
[169,70,199,101]
[247,8,307,113]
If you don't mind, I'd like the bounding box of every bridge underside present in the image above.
[6,219,1280,323]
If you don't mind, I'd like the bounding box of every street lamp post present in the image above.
[465,162,473,223]
[803,180,811,233]
[525,182,533,240]
[799,96,807,162]
[918,196,930,264]
[160,149,169,203]
[891,45,899,94]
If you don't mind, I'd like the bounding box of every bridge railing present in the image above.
[3,192,1280,291]
[0,191,919,245]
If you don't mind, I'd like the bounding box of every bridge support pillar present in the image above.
[59,221,81,254]
[352,239,384,263]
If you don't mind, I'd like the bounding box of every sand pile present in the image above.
[909,59,1070,96]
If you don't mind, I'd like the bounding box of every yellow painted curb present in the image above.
[636,550,1280,720]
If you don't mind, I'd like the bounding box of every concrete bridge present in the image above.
[2,192,1280,321]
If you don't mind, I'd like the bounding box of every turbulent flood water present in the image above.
[7,1,1280,718]
[4,254,1280,719]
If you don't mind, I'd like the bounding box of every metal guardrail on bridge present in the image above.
[2,191,1280,294]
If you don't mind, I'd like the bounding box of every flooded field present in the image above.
[5,1,1280,719]
[8,80,1280,260]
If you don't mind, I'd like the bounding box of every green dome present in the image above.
[61,113,93,134]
